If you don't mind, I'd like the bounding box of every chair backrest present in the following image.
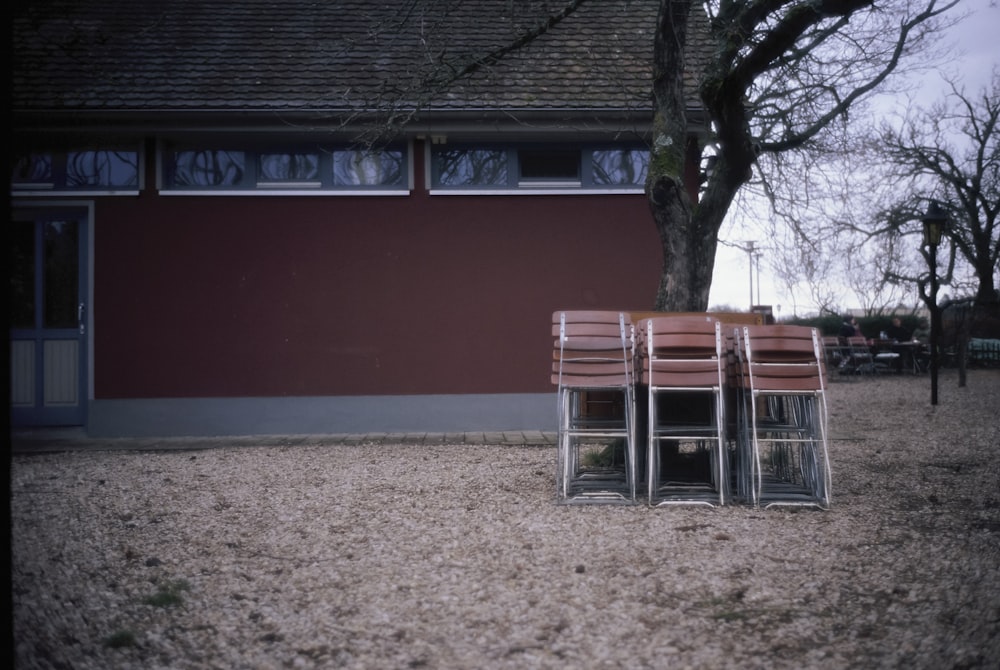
[845,336,873,369]
[846,336,870,351]
[725,327,742,389]
[641,316,723,388]
[821,335,843,370]
[741,324,824,392]
[551,311,634,387]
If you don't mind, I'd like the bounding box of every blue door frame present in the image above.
[10,207,89,427]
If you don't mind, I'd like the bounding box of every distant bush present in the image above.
[782,314,843,336]
[782,313,924,339]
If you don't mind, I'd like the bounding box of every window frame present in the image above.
[158,141,412,196]
[11,146,143,196]
[428,143,649,195]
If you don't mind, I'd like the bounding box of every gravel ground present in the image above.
[10,369,1000,669]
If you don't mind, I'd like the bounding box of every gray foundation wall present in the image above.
[87,393,556,438]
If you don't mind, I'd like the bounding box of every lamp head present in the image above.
[921,200,948,246]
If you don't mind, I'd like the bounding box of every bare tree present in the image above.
[338,1,958,312]
[752,116,919,314]
[879,72,1000,308]
[344,1,959,312]
[649,0,958,310]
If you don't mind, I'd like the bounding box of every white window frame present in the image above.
[11,147,143,197]
[427,144,648,196]
[157,140,413,196]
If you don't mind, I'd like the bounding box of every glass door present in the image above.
[10,208,88,426]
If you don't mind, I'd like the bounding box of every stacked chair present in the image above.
[551,311,638,504]
[549,312,832,510]
[640,316,729,506]
[728,330,750,503]
[734,325,832,509]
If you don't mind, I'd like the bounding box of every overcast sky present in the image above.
[709,0,999,316]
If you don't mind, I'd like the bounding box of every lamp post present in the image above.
[921,201,947,406]
[743,241,755,309]
[754,251,762,306]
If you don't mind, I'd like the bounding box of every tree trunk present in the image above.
[974,268,1000,308]
[647,1,702,311]
[647,1,755,312]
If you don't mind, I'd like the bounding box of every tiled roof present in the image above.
[13,0,710,122]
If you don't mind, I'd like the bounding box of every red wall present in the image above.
[93,165,662,398]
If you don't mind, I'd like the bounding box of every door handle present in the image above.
[78,302,86,335]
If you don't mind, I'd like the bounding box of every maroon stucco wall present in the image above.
[93,159,661,398]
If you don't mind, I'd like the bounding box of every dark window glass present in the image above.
[10,221,36,328]
[592,149,649,185]
[519,149,580,182]
[332,150,403,186]
[259,153,320,182]
[171,150,246,186]
[66,150,139,187]
[434,149,508,186]
[163,146,406,190]
[43,221,79,329]
[12,154,54,184]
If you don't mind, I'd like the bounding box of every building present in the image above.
[11,0,711,436]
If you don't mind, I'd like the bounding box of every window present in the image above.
[12,149,140,192]
[170,150,246,187]
[592,149,649,186]
[332,149,404,186]
[258,152,321,185]
[12,153,54,186]
[518,148,580,185]
[430,144,648,191]
[66,151,140,188]
[433,149,508,186]
[161,144,407,192]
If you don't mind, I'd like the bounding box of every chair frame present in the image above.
[821,335,846,379]
[642,317,728,507]
[737,325,832,509]
[552,311,638,504]
[845,336,876,375]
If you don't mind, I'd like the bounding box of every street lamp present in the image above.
[743,241,755,310]
[754,251,762,306]
[921,200,948,406]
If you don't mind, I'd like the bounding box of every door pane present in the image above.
[43,220,79,329]
[10,221,36,328]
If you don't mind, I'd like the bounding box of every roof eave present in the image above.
[13,104,708,139]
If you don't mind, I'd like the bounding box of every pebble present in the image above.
[10,371,1000,669]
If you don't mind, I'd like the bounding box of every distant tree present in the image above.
[878,72,1000,309]
[648,0,957,310]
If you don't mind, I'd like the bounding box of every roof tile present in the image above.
[13,0,710,119]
